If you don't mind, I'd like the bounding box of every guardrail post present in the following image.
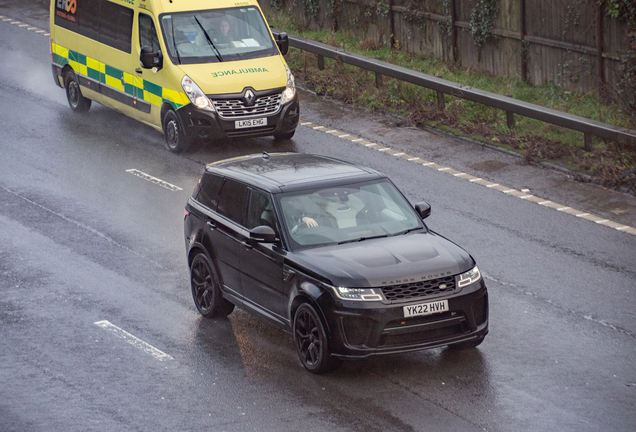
[436,76,445,110]
[375,72,383,89]
[317,55,325,71]
[584,134,593,151]
[506,95,515,128]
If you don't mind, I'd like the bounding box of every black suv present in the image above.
[184,153,488,373]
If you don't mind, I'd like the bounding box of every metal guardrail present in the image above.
[275,31,636,148]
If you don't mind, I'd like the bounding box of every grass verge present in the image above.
[267,12,636,196]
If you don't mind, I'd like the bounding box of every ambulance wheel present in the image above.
[163,110,191,153]
[273,130,295,141]
[64,72,91,113]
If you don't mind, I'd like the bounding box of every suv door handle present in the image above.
[206,221,216,229]
[242,241,253,249]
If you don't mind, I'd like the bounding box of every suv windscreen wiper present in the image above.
[338,234,390,245]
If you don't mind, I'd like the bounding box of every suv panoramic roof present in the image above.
[205,153,384,192]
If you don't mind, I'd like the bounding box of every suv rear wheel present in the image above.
[190,253,234,318]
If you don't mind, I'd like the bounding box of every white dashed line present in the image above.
[296,118,636,236]
[94,321,173,362]
[126,169,182,191]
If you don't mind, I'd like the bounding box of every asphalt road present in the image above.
[1,2,635,431]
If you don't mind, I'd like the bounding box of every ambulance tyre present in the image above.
[64,72,91,113]
[163,110,191,153]
[273,130,295,141]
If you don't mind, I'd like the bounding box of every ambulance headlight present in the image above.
[182,75,214,112]
[281,66,296,104]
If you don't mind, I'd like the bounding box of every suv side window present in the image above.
[217,179,248,225]
[246,189,277,230]
[196,174,224,210]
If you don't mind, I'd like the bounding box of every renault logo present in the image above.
[244,89,256,106]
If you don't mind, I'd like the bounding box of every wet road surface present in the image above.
[1,2,635,431]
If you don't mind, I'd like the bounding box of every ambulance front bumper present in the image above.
[179,95,299,140]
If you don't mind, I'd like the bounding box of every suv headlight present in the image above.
[281,65,296,104]
[457,266,481,288]
[331,286,383,301]
[182,75,214,112]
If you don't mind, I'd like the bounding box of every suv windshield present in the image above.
[278,179,424,249]
[160,6,278,65]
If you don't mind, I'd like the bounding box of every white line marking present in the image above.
[539,201,552,205]
[35,30,45,33]
[393,152,405,156]
[126,169,182,191]
[557,207,571,211]
[94,321,173,361]
[378,148,391,152]
[300,122,312,125]
[503,189,516,193]
[454,173,468,177]
[338,134,351,138]
[438,167,450,171]
[27,27,37,30]
[408,157,420,161]
[616,226,630,231]
[519,195,533,199]
[486,183,500,188]
[313,126,325,130]
[595,219,609,224]
[326,129,338,133]
[422,162,435,166]
[365,143,376,146]
[352,138,365,142]
[576,213,590,217]
[469,178,483,182]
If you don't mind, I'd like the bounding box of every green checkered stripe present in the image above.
[52,43,189,109]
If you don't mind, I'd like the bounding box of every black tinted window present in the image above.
[247,189,276,230]
[54,0,132,53]
[217,179,247,225]
[196,174,224,210]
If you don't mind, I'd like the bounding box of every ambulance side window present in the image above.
[139,14,160,53]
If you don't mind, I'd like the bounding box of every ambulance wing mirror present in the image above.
[274,32,289,55]
[140,46,163,71]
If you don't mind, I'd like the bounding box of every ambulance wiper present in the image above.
[170,18,182,65]
[194,15,223,63]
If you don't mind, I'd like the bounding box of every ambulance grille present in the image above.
[212,94,282,119]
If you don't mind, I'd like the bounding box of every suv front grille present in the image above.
[212,94,282,119]
[380,276,456,302]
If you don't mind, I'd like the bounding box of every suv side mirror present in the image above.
[140,45,163,70]
[274,32,289,55]
[414,202,431,219]
[250,225,277,243]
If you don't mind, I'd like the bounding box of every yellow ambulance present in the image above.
[50,0,299,152]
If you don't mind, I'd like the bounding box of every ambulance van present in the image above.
[50,0,299,152]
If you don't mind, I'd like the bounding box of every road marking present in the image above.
[94,321,173,362]
[298,118,636,236]
[126,169,182,191]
